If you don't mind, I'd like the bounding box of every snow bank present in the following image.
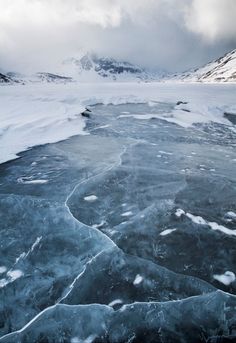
[0,85,87,164]
[0,82,235,164]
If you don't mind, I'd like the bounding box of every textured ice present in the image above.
[0,100,236,342]
[1,291,236,343]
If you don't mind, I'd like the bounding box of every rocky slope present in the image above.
[0,72,14,83]
[176,49,236,83]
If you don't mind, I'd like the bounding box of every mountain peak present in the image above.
[63,52,162,81]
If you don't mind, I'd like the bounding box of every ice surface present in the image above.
[1,291,236,343]
[0,91,236,342]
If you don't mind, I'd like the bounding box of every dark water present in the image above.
[0,103,236,342]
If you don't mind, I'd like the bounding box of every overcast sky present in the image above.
[0,0,236,73]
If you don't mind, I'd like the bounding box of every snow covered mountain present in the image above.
[62,53,163,81]
[30,72,73,83]
[2,49,235,84]
[0,53,164,84]
[0,72,73,85]
[175,49,236,83]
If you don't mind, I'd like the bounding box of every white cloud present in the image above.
[0,0,235,73]
[184,0,236,41]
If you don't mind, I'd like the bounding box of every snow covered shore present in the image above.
[0,82,236,164]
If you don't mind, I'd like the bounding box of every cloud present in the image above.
[184,0,236,41]
[0,0,235,73]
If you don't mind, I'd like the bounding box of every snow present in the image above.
[158,150,173,155]
[226,211,236,220]
[17,178,48,184]
[186,213,207,225]
[208,221,236,237]
[108,299,123,307]
[133,274,143,285]
[178,210,236,237]
[175,209,185,218]
[0,269,24,288]
[213,271,235,286]
[84,195,98,202]
[0,82,236,165]
[121,211,133,217]
[0,85,87,164]
[160,228,177,236]
[7,269,24,281]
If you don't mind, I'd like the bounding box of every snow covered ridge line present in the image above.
[1,49,235,84]
[173,49,236,83]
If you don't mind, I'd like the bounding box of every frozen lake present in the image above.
[0,100,236,342]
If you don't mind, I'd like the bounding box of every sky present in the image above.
[0,0,236,73]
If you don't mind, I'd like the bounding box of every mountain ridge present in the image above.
[1,49,236,84]
[174,49,236,83]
